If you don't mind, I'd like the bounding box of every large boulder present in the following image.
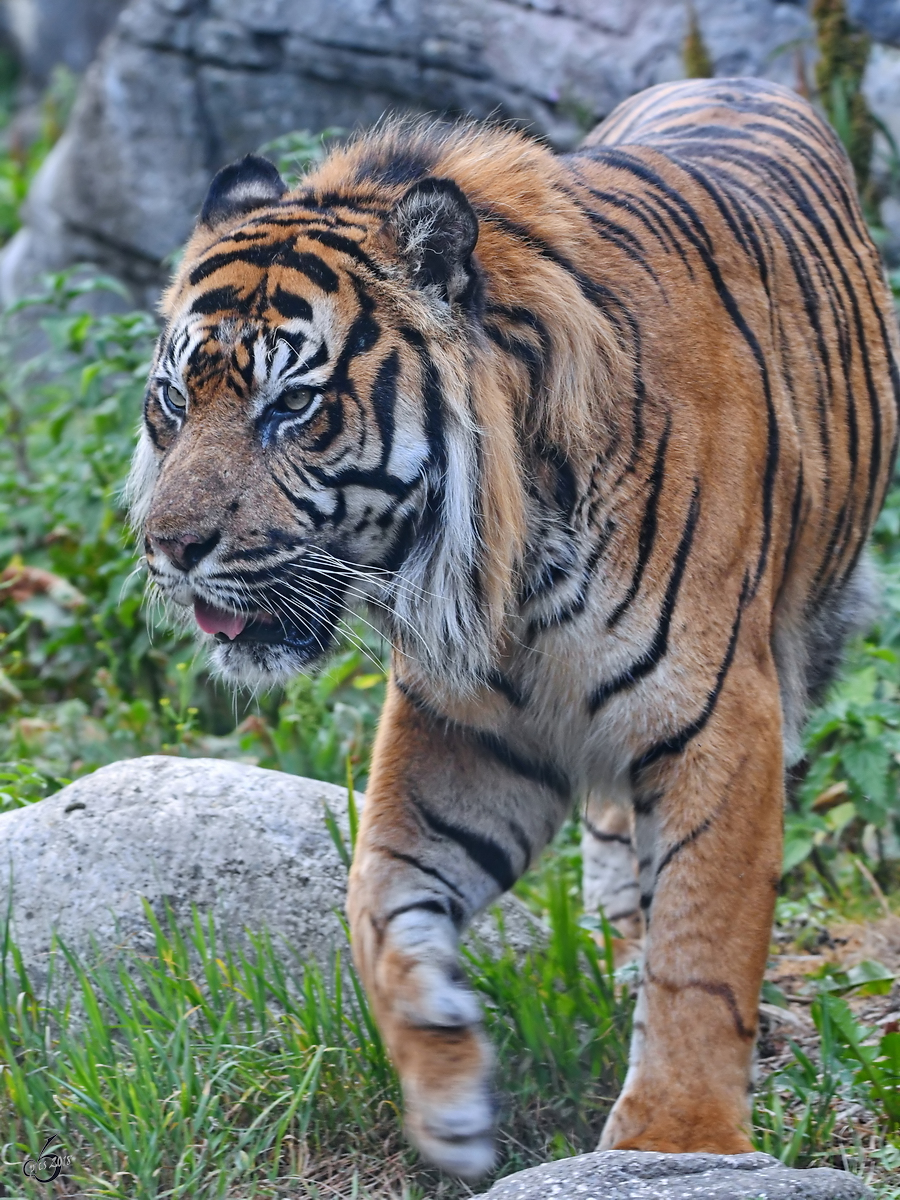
[4,0,126,84]
[0,0,814,307]
[478,1150,873,1200]
[0,755,540,992]
[849,0,900,47]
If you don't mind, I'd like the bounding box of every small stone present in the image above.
[479,1150,873,1200]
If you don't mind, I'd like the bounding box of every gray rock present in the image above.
[861,43,900,264]
[849,0,900,47]
[865,42,900,144]
[480,1150,873,1200]
[0,755,538,991]
[0,0,814,306]
[4,0,126,83]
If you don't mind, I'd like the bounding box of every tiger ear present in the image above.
[387,177,479,303]
[201,154,287,227]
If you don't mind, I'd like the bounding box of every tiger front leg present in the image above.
[348,680,568,1178]
[600,655,784,1153]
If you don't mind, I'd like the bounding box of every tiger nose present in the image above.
[148,530,220,572]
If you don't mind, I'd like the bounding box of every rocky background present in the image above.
[2,0,900,307]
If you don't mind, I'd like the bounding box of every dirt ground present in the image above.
[758,907,900,1186]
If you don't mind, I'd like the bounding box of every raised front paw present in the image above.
[385,952,483,1029]
[398,1024,497,1179]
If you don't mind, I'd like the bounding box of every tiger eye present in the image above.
[281,387,317,412]
[163,383,187,410]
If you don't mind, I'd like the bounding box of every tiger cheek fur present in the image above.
[131,80,899,1177]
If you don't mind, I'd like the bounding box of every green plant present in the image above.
[812,0,875,200]
[469,878,631,1162]
[683,6,714,79]
[0,64,77,245]
[753,976,900,1182]
[257,129,343,189]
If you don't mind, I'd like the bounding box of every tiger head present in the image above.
[128,125,622,691]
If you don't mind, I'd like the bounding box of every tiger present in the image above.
[129,77,900,1178]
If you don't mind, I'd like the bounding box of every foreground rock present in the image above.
[0,0,813,305]
[480,1151,873,1200]
[0,755,538,990]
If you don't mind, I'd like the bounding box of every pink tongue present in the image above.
[194,599,248,640]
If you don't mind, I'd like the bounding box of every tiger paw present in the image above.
[390,958,482,1029]
[395,1023,497,1178]
[599,1089,754,1154]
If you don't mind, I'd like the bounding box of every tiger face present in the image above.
[131,155,489,688]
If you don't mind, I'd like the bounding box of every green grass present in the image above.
[0,846,898,1196]
[0,875,633,1198]
[753,988,900,1195]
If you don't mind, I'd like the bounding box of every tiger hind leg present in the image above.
[582,793,643,965]
[599,651,783,1153]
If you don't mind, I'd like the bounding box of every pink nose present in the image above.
[148,530,220,572]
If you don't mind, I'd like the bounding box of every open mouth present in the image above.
[193,597,332,652]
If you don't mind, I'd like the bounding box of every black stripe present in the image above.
[587,148,780,596]
[780,465,805,584]
[380,847,466,900]
[570,172,694,274]
[370,348,399,468]
[630,579,747,784]
[555,177,662,288]
[270,285,313,321]
[412,797,517,893]
[384,897,464,930]
[484,321,544,399]
[583,817,632,848]
[526,521,615,638]
[188,243,280,285]
[740,144,885,542]
[300,227,388,279]
[190,285,244,315]
[272,327,306,359]
[655,817,713,879]
[607,415,671,629]
[485,669,528,708]
[306,463,413,497]
[475,207,624,320]
[394,677,566,797]
[605,907,640,923]
[292,251,340,293]
[590,481,700,715]
[270,474,329,528]
[634,789,663,817]
[473,729,570,799]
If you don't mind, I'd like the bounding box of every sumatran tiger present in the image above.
[129,77,899,1177]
